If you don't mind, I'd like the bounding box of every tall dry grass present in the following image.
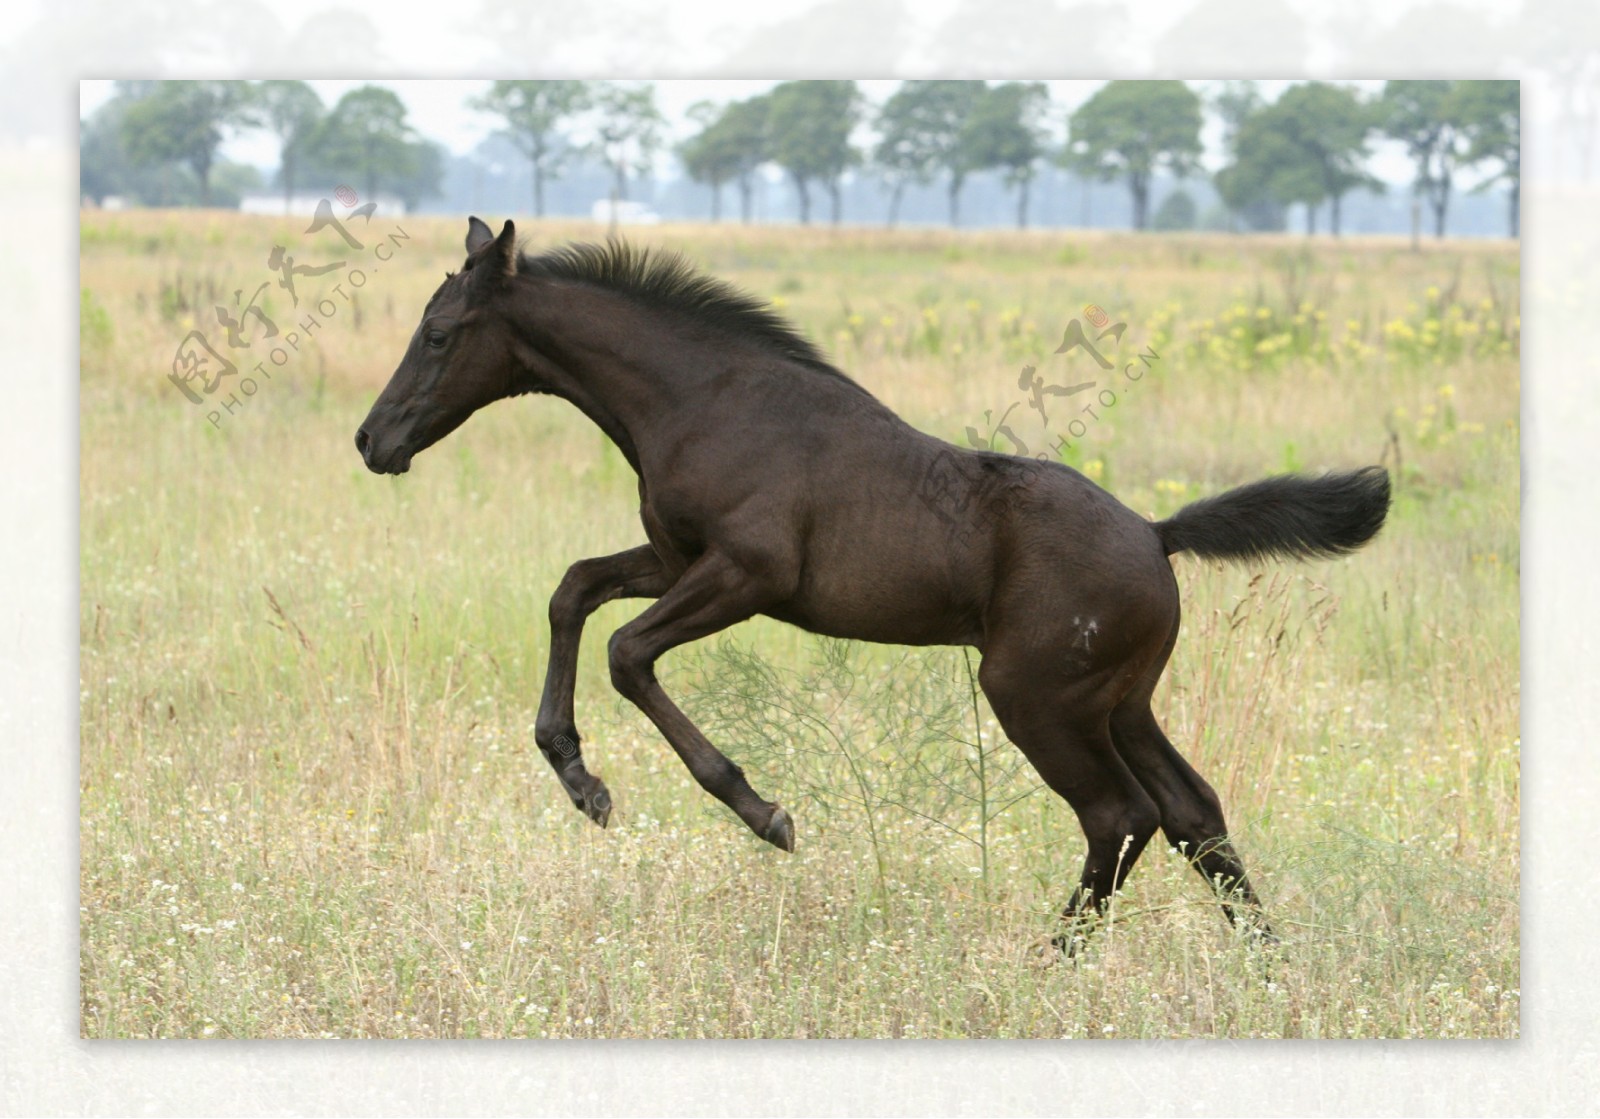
[80,211,1518,1037]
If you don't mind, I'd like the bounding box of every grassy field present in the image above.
[79,211,1519,1038]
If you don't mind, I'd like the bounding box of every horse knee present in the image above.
[607,630,654,699]
[549,560,600,629]
[1084,791,1161,852]
[1163,782,1229,848]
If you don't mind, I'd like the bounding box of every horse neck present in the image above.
[504,281,700,474]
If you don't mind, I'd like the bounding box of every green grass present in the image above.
[80,212,1518,1038]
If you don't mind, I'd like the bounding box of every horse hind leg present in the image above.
[977,650,1162,952]
[1108,693,1274,942]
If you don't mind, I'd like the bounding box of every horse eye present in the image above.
[425,329,448,349]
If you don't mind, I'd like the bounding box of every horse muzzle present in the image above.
[354,425,412,475]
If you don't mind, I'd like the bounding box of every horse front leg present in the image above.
[605,550,795,851]
[534,544,672,826]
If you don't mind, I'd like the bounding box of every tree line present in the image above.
[82,80,445,210]
[80,79,1520,239]
[1213,80,1519,240]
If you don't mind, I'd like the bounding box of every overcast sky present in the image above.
[78,78,1434,186]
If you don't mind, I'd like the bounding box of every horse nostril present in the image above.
[355,428,370,456]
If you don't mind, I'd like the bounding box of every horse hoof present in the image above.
[762,806,795,852]
[1246,925,1281,956]
[1052,923,1093,959]
[584,783,612,828]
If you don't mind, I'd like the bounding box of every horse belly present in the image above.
[767,537,988,646]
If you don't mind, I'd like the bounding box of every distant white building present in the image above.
[591,199,661,225]
[239,192,408,217]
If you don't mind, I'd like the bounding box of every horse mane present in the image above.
[518,240,864,388]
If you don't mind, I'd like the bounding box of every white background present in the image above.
[6,0,1588,1114]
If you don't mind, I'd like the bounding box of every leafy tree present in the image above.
[955,81,1049,229]
[85,102,239,207]
[767,80,862,225]
[678,102,732,221]
[1271,82,1377,235]
[1151,189,1197,231]
[1381,80,1467,243]
[586,82,665,210]
[1456,80,1520,238]
[305,86,428,202]
[1063,80,1202,231]
[1214,133,1290,233]
[210,162,265,208]
[1210,79,1264,155]
[84,87,253,207]
[872,80,982,228]
[80,99,133,205]
[873,83,945,228]
[718,96,771,225]
[1217,112,1321,233]
[119,80,257,206]
[679,97,769,222]
[254,80,323,213]
[1302,85,1381,236]
[1206,80,1264,230]
[469,80,589,217]
[392,140,446,211]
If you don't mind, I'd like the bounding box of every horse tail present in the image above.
[1155,467,1391,564]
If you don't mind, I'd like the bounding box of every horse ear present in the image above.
[465,215,494,255]
[492,219,518,278]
